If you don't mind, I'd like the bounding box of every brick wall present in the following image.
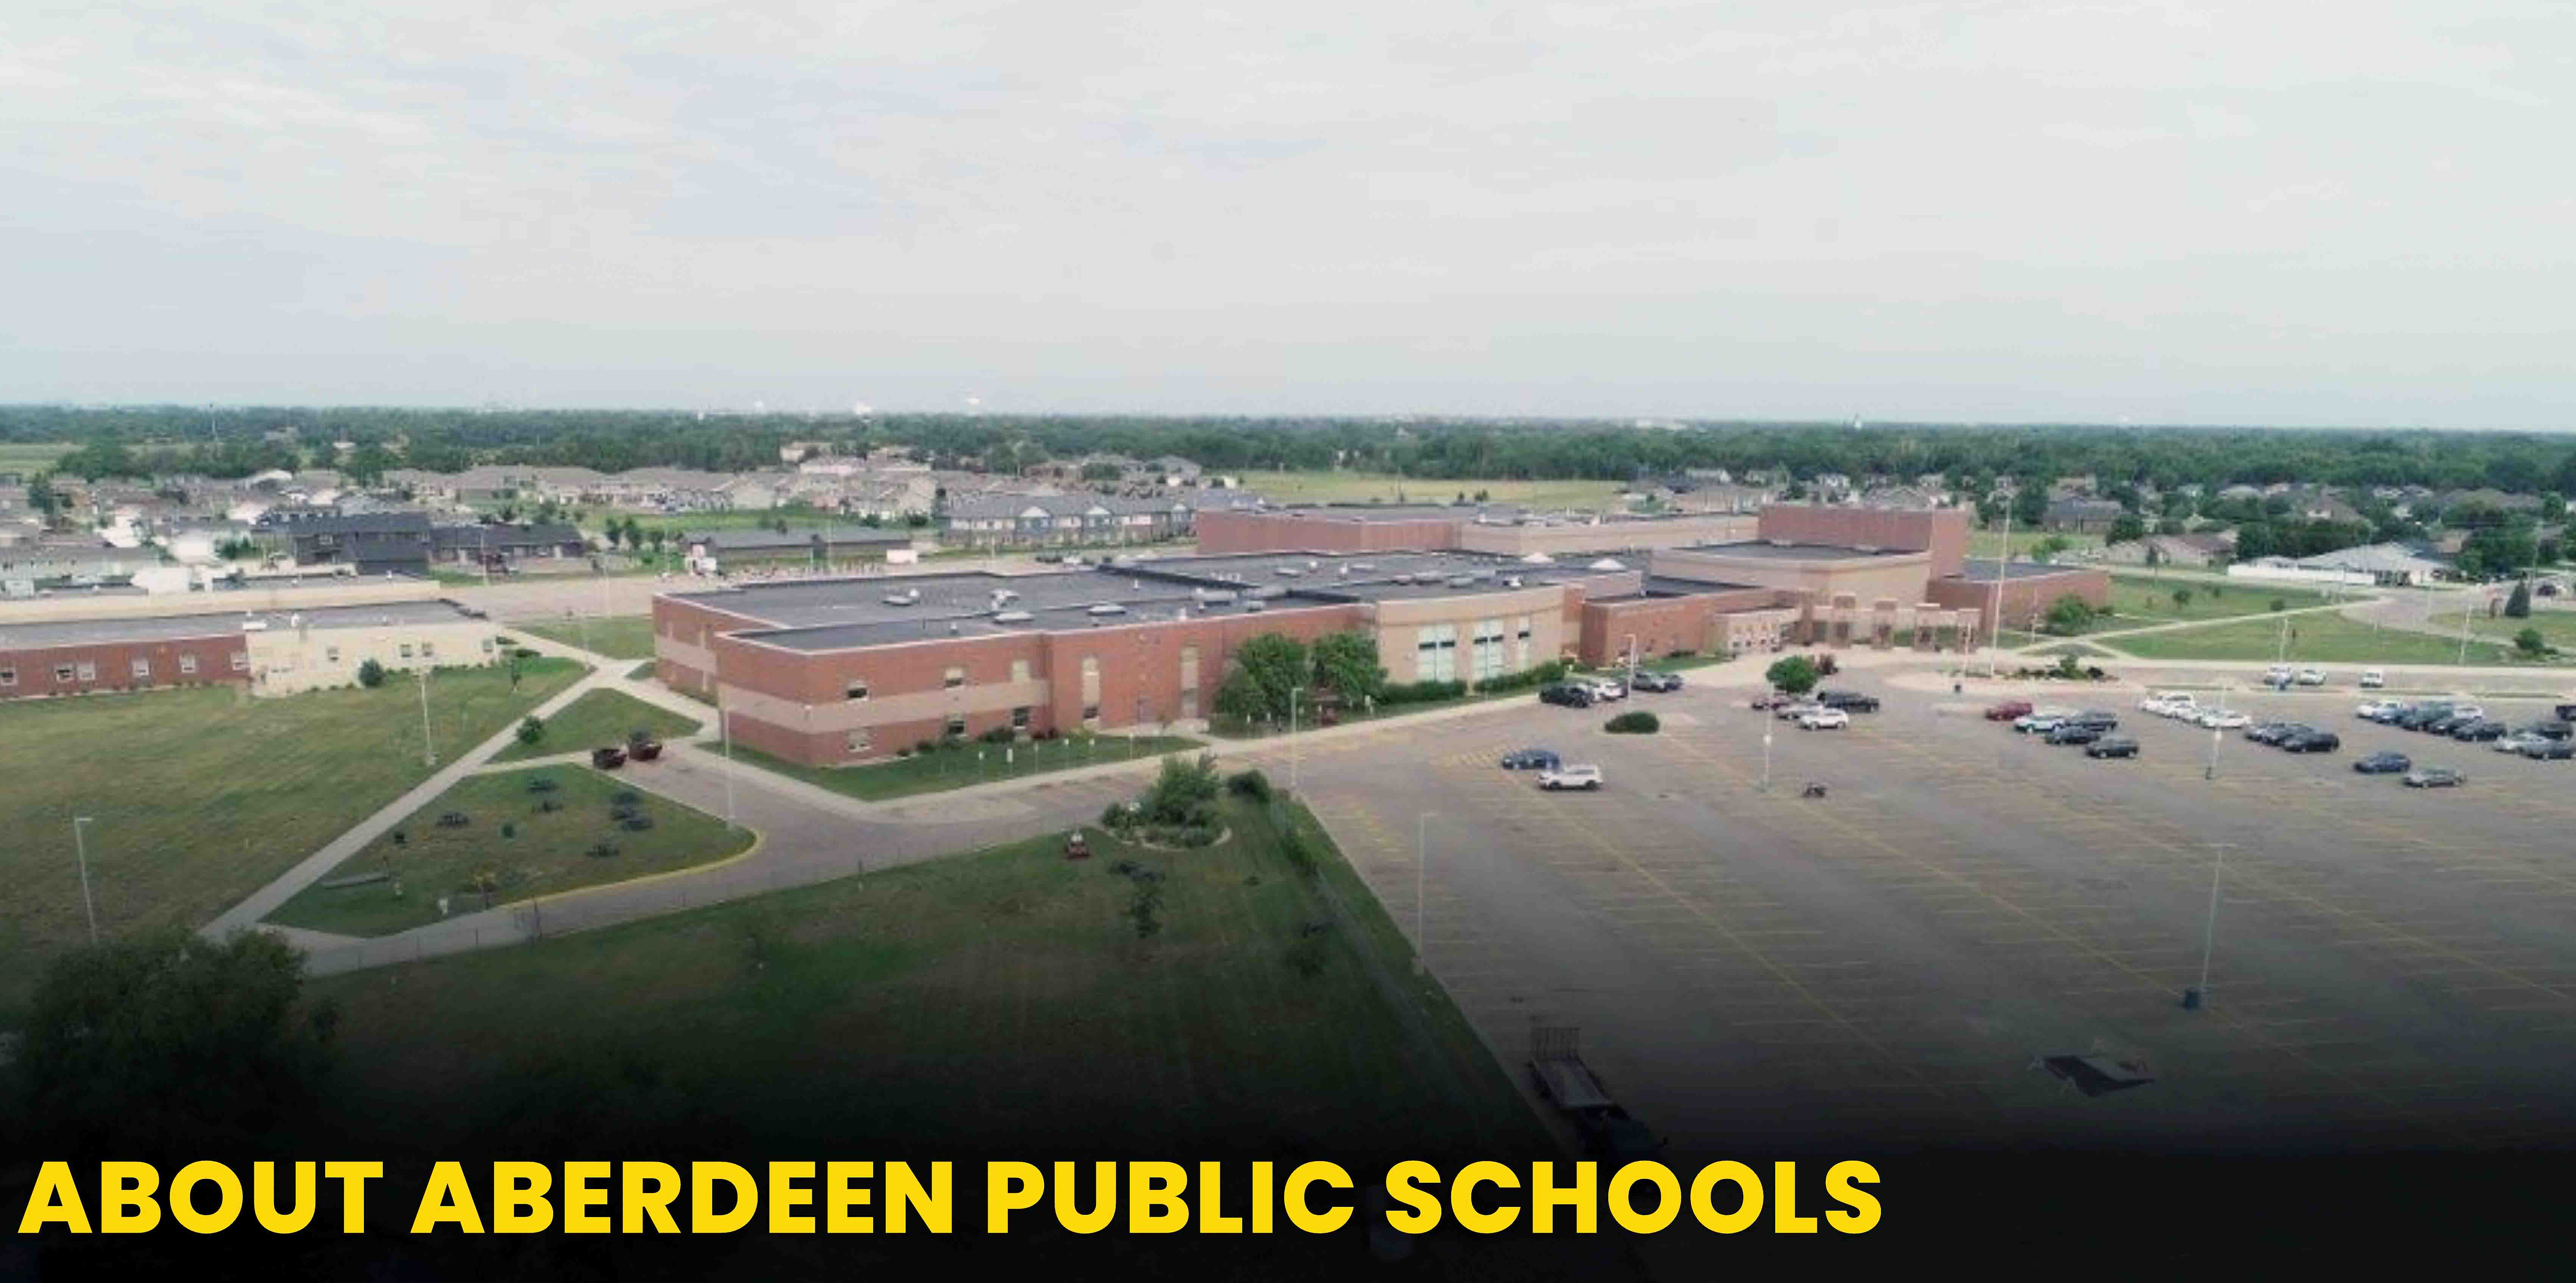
[1754,504,1972,576]
[1924,568,2110,639]
[1191,510,1460,554]
[0,634,249,700]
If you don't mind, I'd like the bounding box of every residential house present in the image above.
[273,512,435,576]
[2043,498,2127,534]
[1,542,163,589]
[939,494,1195,548]
[432,522,586,570]
[680,526,915,574]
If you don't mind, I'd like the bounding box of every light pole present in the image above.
[72,816,98,945]
[2183,842,2235,1010]
[2458,587,2474,666]
[1414,813,1435,974]
[1288,686,1303,799]
[1985,503,2011,679]
[416,666,435,766]
[1760,722,1774,792]
[1622,633,1638,690]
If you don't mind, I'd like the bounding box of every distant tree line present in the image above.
[11,406,2576,500]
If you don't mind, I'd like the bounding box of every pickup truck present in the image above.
[1537,764,1604,791]
[1527,1026,1665,1162]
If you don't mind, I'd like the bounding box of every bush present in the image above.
[1378,679,1466,706]
[2269,598,2288,612]
[620,815,655,831]
[1605,710,1660,734]
[1765,655,1819,695]
[516,715,544,747]
[915,739,938,757]
[436,812,470,828]
[536,798,562,813]
[979,726,1015,744]
[1102,801,1134,830]
[1141,753,1221,824]
[525,775,559,794]
[1471,659,1570,695]
[499,822,516,839]
[2516,627,2547,655]
[586,842,620,859]
[1226,769,1272,802]
[357,659,387,688]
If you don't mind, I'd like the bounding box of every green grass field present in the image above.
[1237,469,1624,510]
[625,660,655,680]
[2082,576,2347,632]
[306,796,1548,1160]
[522,614,657,659]
[1966,528,2107,560]
[0,441,72,470]
[2468,607,2576,654]
[492,688,702,762]
[733,734,1203,802]
[0,658,585,1012]
[265,766,751,937]
[2109,610,2542,665]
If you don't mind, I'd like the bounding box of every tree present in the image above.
[2507,580,2532,618]
[17,929,338,1154]
[1212,667,1268,726]
[357,658,387,688]
[1228,632,1311,722]
[2043,594,2096,635]
[2108,513,2147,544]
[517,714,545,746]
[1080,461,1123,483]
[1309,630,1386,706]
[601,521,622,549]
[2171,588,2192,609]
[2516,627,2547,656]
[623,517,645,549]
[1765,655,1819,695]
[1141,752,1222,824]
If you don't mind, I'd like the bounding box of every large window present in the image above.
[1472,619,1507,682]
[945,713,967,737]
[180,654,197,674]
[943,666,966,689]
[846,679,869,701]
[1516,615,1533,669]
[1011,706,1031,730]
[131,658,151,679]
[1416,624,1458,682]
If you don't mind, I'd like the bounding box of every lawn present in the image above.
[492,688,702,762]
[1965,528,2106,560]
[0,441,73,470]
[305,795,1551,1162]
[1237,469,1624,510]
[2082,576,2348,632]
[264,766,752,937]
[521,613,657,660]
[2467,607,2576,656]
[733,734,1204,801]
[2109,610,2543,665]
[0,657,585,1012]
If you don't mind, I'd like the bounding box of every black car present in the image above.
[2397,707,2455,730]
[2281,730,2341,753]
[2353,751,2411,774]
[2064,711,2118,730]
[2451,720,2507,742]
[2249,722,2308,745]
[2085,735,2139,758]
[1816,690,1880,712]
[1500,748,1562,771]
[1629,670,1684,693]
[590,746,627,769]
[2046,723,2105,746]
[1539,683,1596,708]
[2423,714,2475,736]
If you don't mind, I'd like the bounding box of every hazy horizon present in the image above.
[6,3,2570,427]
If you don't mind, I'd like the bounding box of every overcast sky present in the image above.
[5,2,2571,425]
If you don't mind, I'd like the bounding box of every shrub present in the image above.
[515,715,544,746]
[537,798,562,813]
[586,842,620,859]
[525,775,559,793]
[499,822,516,839]
[357,659,386,688]
[610,790,641,807]
[1470,659,1569,695]
[1142,753,1222,824]
[1379,679,1467,706]
[436,812,470,828]
[1226,769,1272,802]
[620,815,655,831]
[2516,627,2547,655]
[2269,598,2288,612]
[979,726,1015,744]
[915,739,938,757]
[1102,801,1134,830]
[1605,710,1660,734]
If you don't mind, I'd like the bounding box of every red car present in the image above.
[1985,700,2034,722]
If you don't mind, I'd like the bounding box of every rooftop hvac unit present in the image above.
[1350,562,1374,571]
[993,610,1034,624]
[1306,559,1318,570]
[1276,566,1300,577]
[1505,577,1522,588]
[1088,603,1127,615]
[240,618,268,631]
[1391,573,1413,584]
[1446,575,1475,587]
[1243,599,1265,612]
[883,589,920,605]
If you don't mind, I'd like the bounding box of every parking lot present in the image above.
[1288,671,2576,1160]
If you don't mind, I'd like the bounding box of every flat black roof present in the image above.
[1954,559,2099,581]
[1672,540,1913,561]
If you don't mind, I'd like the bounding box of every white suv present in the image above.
[1798,707,1851,730]
[1537,764,1604,791]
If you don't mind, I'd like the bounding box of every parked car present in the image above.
[2141,693,2195,717]
[1540,683,1596,708]
[2492,732,2548,755]
[2085,735,2140,758]
[1816,690,1880,712]
[2359,668,2386,688]
[2533,721,2574,741]
[2064,711,2118,730]
[2520,739,2576,761]
[1750,690,1800,711]
[1500,748,1562,770]
[2403,766,2465,788]
[1798,708,1851,730]
[2196,710,2250,730]
[2263,664,2294,685]
[2245,722,2303,744]
[2281,730,2341,753]
[2423,714,2475,736]
[2295,668,2327,686]
[2450,719,2507,743]
[1537,764,1605,791]
[1776,700,1827,722]
[1584,677,1628,702]
[2046,722,2105,746]
[2353,751,2411,774]
[1985,700,2035,721]
[590,746,627,769]
[1629,670,1683,693]
[2394,705,2454,730]
[2014,707,2076,733]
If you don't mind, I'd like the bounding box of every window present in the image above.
[398,644,413,659]
[1515,615,1533,669]
[1010,659,1031,683]
[1082,703,1100,724]
[132,658,151,679]
[945,714,967,737]
[1011,706,1030,730]
[943,666,965,688]
[1472,618,1506,682]
[846,679,869,701]
[847,729,871,754]
[231,652,249,671]
[481,638,494,652]
[179,654,197,675]
[1415,624,1457,682]
[75,662,95,681]
[0,667,14,687]
[325,646,340,664]
[55,665,74,682]
[421,641,435,659]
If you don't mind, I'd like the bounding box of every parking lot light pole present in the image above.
[416,667,435,766]
[2184,842,2235,1010]
[1760,723,1774,792]
[1623,634,1637,689]
[72,816,98,945]
[1414,813,1434,973]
